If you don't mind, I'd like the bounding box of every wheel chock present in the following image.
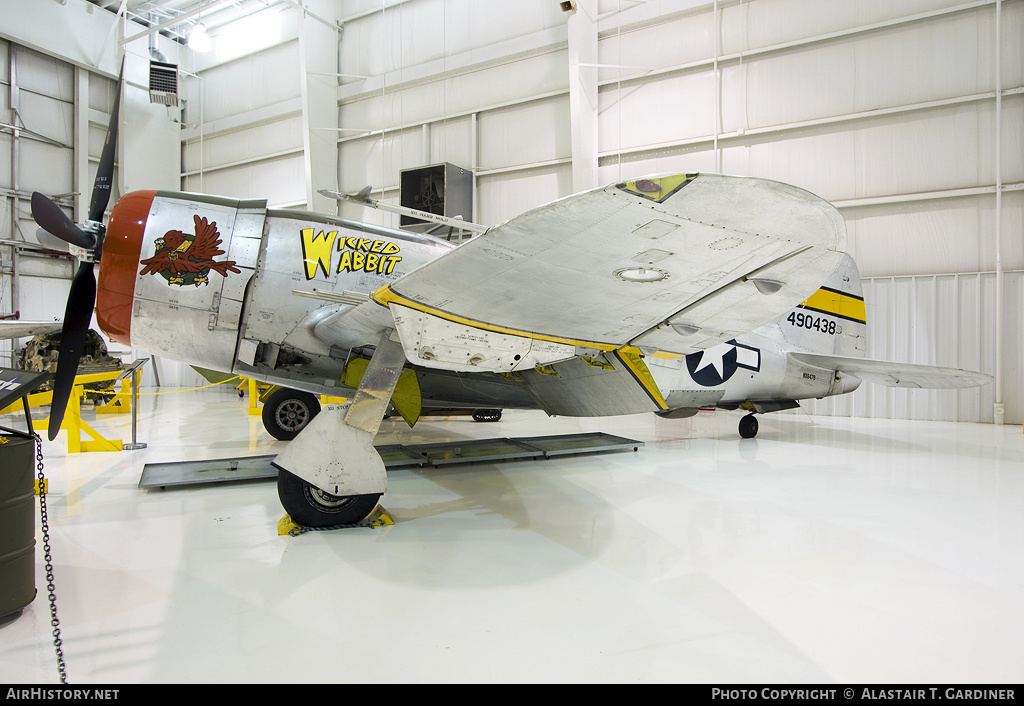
[277,505,395,536]
[364,505,395,526]
[277,514,300,536]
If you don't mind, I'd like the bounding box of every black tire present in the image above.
[739,413,759,439]
[277,469,381,527]
[262,388,321,441]
[471,409,502,422]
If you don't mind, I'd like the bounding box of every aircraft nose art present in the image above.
[96,190,156,345]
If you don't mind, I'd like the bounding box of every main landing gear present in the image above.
[272,331,405,528]
[738,413,759,439]
[262,388,321,441]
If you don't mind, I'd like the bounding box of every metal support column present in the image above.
[567,0,599,192]
[8,44,20,343]
[993,0,1005,425]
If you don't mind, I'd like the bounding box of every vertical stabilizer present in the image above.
[778,254,866,357]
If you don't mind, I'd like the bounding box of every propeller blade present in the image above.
[89,60,123,224]
[48,261,97,441]
[30,192,94,250]
[45,59,121,440]
[34,227,71,253]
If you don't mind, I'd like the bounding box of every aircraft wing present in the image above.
[372,173,846,373]
[789,352,992,388]
[0,320,62,339]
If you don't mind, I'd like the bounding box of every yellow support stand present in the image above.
[239,377,271,416]
[0,369,127,453]
[95,373,139,415]
[0,388,56,417]
[41,383,122,453]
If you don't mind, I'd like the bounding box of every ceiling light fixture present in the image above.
[188,22,212,52]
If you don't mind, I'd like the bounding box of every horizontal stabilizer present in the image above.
[789,352,992,389]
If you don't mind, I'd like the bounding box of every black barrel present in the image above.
[0,434,36,618]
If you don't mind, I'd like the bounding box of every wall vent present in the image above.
[149,60,178,106]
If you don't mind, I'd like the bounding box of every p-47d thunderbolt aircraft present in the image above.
[30,68,989,527]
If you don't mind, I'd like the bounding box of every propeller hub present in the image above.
[71,220,105,262]
[68,242,98,263]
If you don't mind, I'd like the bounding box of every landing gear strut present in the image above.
[273,331,405,528]
[738,413,759,439]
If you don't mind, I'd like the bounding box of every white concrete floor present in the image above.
[1,387,1022,684]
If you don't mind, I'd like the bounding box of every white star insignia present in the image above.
[694,343,732,379]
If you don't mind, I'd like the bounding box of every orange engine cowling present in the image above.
[96,190,154,345]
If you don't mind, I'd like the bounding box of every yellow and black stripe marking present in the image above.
[613,349,669,411]
[798,286,866,324]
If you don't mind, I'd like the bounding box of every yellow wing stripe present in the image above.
[613,350,669,410]
[799,287,866,324]
[373,286,685,360]
[374,285,623,351]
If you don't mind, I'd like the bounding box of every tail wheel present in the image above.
[739,413,759,439]
[277,469,381,527]
[262,388,321,441]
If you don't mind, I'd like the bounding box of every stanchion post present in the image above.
[121,359,148,451]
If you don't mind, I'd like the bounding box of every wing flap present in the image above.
[791,352,992,389]
[374,173,846,360]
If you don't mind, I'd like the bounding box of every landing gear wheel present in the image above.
[277,469,381,527]
[472,409,502,422]
[738,413,759,439]
[262,388,321,441]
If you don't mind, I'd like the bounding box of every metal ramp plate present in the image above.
[513,432,642,458]
[139,455,278,488]
[139,432,643,489]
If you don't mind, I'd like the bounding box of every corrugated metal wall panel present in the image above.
[802,270,1022,424]
[476,163,574,227]
[182,153,307,207]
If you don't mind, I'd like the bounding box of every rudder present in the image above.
[778,253,866,357]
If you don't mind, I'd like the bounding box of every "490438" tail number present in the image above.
[787,311,838,335]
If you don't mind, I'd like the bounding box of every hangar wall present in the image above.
[802,270,1023,423]
[0,40,102,368]
[0,3,182,379]
[180,5,308,207]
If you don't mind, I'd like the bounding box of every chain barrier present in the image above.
[32,432,68,684]
[93,374,243,397]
